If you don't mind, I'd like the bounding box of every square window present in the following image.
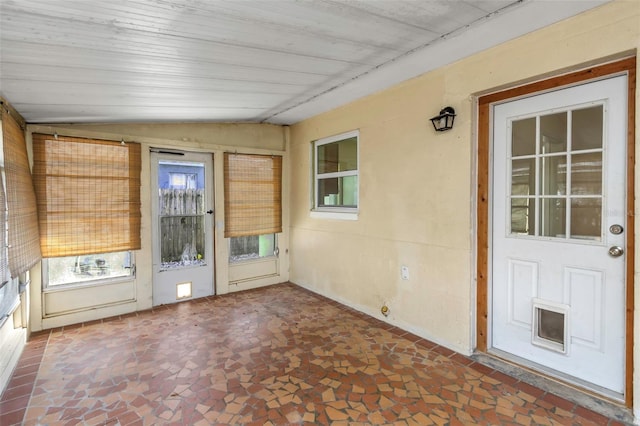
[229,234,276,263]
[312,130,359,214]
[44,251,134,288]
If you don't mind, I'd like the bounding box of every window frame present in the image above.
[228,233,278,264]
[42,251,136,291]
[311,130,359,218]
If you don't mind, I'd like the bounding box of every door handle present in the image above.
[608,246,624,257]
[206,210,213,214]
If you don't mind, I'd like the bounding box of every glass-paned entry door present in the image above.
[152,152,214,305]
[492,76,627,399]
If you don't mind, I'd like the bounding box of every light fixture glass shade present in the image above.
[430,106,456,131]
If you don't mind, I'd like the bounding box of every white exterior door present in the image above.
[491,75,627,398]
[151,151,215,305]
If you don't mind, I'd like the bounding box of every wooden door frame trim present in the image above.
[476,56,636,407]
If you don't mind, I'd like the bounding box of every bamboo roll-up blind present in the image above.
[32,134,141,257]
[224,153,282,238]
[2,109,42,277]
[0,169,7,286]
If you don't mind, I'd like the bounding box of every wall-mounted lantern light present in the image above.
[430,106,456,132]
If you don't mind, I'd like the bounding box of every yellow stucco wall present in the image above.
[288,0,640,355]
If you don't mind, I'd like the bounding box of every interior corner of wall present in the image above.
[28,262,43,333]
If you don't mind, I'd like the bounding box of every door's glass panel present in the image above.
[511,117,536,157]
[160,216,205,268]
[540,198,566,238]
[511,158,535,196]
[169,172,197,189]
[511,198,534,235]
[540,112,567,153]
[318,175,358,207]
[572,106,603,151]
[571,152,602,196]
[570,198,602,240]
[511,158,536,235]
[540,155,567,196]
[508,105,608,242]
[158,161,206,270]
[317,137,357,173]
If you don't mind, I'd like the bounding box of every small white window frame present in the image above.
[311,130,359,219]
[228,233,278,264]
[42,251,136,291]
[531,298,570,355]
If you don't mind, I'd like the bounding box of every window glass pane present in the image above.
[158,161,206,270]
[511,158,535,196]
[511,157,535,236]
[47,251,133,286]
[169,172,197,189]
[229,234,275,263]
[540,112,567,153]
[540,198,566,238]
[570,198,601,240]
[159,188,205,216]
[540,155,566,196]
[0,277,19,322]
[318,176,358,208]
[571,152,602,195]
[572,106,603,151]
[317,137,357,174]
[160,216,205,269]
[511,117,536,157]
[511,198,534,235]
[159,162,205,215]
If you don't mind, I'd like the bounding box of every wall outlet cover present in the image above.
[401,265,409,280]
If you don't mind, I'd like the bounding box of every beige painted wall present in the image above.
[26,122,290,331]
[289,0,640,358]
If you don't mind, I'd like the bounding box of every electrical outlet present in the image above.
[401,265,409,280]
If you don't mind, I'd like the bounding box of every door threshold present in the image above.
[471,351,633,424]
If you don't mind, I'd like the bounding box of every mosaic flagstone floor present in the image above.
[0,282,631,425]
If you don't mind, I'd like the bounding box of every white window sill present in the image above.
[229,255,277,266]
[44,275,135,293]
[310,210,358,221]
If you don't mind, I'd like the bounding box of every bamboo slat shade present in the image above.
[32,134,141,258]
[0,170,7,286]
[2,109,42,277]
[224,153,282,238]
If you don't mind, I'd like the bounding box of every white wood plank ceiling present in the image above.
[0,0,608,125]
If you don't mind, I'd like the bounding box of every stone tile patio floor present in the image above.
[0,282,631,425]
